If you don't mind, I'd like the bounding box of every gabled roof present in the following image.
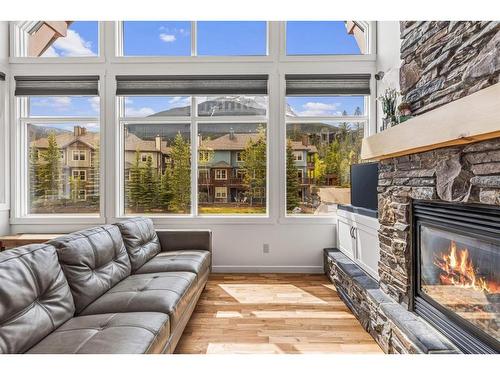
[124,133,171,154]
[201,132,317,153]
[212,161,231,168]
[31,132,99,150]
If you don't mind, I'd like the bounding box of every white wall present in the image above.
[0,21,10,236]
[375,21,401,132]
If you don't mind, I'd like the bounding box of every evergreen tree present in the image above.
[241,126,266,206]
[140,155,155,211]
[286,139,300,212]
[29,146,43,200]
[69,175,85,202]
[170,133,191,213]
[128,149,142,211]
[40,132,61,200]
[159,168,172,210]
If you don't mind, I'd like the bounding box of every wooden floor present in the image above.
[175,274,383,354]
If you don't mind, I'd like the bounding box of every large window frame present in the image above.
[10,21,105,63]
[9,21,376,227]
[11,84,105,225]
[115,21,271,60]
[117,93,270,219]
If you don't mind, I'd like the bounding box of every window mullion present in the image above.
[191,96,198,217]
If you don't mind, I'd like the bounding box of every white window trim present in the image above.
[214,169,227,180]
[215,186,227,199]
[293,151,303,161]
[8,21,375,227]
[72,169,87,181]
[72,150,86,161]
[11,92,104,225]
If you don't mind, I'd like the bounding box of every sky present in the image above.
[31,21,364,119]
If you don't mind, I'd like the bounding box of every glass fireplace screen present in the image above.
[419,225,499,342]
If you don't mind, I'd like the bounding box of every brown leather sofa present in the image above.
[0,217,211,354]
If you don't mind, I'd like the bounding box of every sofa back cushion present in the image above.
[50,225,131,314]
[115,217,160,272]
[0,244,75,353]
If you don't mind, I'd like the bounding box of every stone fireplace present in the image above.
[324,21,500,354]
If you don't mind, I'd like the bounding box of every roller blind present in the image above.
[14,76,100,96]
[285,74,371,96]
[116,75,268,96]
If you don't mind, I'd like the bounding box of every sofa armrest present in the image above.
[156,230,212,253]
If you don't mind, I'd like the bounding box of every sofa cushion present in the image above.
[80,272,196,329]
[49,225,131,314]
[115,217,160,272]
[0,244,75,353]
[27,312,170,354]
[136,250,211,277]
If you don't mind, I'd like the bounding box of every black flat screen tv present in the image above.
[350,162,378,211]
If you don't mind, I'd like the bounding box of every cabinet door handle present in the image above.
[352,227,356,239]
[350,227,354,238]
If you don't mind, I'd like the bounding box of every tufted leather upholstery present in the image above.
[0,244,75,354]
[136,250,211,278]
[49,225,131,314]
[115,217,161,272]
[80,272,197,329]
[28,312,170,354]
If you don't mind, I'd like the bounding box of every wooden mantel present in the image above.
[361,83,500,160]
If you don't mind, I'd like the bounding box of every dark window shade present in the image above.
[116,75,268,95]
[14,76,100,96]
[285,74,371,96]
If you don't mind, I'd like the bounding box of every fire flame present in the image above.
[433,241,498,293]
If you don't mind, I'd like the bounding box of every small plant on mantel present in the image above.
[378,88,399,131]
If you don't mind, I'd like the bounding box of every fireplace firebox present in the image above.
[412,201,500,354]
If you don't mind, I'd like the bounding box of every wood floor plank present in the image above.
[175,273,382,354]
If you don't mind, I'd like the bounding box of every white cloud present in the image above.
[125,107,156,117]
[32,97,73,111]
[159,33,176,43]
[296,102,341,116]
[48,29,96,57]
[88,97,100,113]
[41,46,59,57]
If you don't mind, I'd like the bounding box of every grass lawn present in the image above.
[198,206,266,214]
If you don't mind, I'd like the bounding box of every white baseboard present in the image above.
[212,265,324,274]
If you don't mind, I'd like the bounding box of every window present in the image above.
[72,170,86,181]
[123,96,191,117]
[285,73,369,216]
[199,151,210,163]
[120,21,267,56]
[117,75,268,217]
[197,96,267,117]
[198,122,267,215]
[77,190,86,200]
[122,21,191,56]
[25,122,100,214]
[72,150,86,161]
[286,21,367,55]
[215,187,227,199]
[293,151,303,161]
[197,22,267,56]
[15,21,99,57]
[16,76,101,216]
[122,121,191,215]
[214,169,227,180]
